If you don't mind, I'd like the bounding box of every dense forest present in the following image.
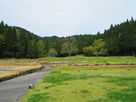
[0,18,136,58]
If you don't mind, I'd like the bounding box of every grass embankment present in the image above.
[39,56,136,64]
[0,59,37,66]
[0,59,42,80]
[20,56,136,102]
[39,56,136,69]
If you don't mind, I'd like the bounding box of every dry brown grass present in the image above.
[0,60,42,80]
[0,59,38,66]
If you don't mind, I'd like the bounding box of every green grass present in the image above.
[19,67,136,102]
[19,56,136,102]
[39,56,136,64]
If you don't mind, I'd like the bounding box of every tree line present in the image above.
[0,22,46,58]
[0,18,136,58]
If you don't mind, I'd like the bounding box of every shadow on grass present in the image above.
[42,71,113,84]
[87,77,136,102]
[106,77,136,86]
[87,90,136,102]
[27,93,50,102]
[80,89,90,94]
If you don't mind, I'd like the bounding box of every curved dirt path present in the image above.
[0,65,52,102]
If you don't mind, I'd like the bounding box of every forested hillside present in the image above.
[0,18,136,58]
[0,22,46,58]
[44,18,136,57]
[104,18,136,56]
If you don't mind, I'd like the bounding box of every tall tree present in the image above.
[37,40,46,57]
[61,37,78,56]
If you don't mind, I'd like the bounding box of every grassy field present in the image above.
[39,56,136,64]
[19,56,136,102]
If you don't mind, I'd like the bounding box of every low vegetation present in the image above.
[19,56,136,102]
[39,56,136,64]
[20,67,136,102]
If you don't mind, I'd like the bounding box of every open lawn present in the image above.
[19,56,136,102]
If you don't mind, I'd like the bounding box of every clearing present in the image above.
[19,56,136,102]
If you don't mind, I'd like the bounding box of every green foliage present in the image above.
[0,22,44,58]
[1,17,136,58]
[44,18,136,56]
[83,39,107,56]
[37,40,46,57]
[61,37,78,56]
[98,48,108,56]
[46,48,58,57]
[0,34,5,56]
[83,46,95,56]
[0,34,4,44]
[104,18,136,56]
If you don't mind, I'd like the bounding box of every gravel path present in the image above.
[0,71,11,74]
[0,65,52,102]
[0,66,33,70]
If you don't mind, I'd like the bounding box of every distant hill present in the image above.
[103,17,136,56]
[0,18,135,58]
[0,22,45,58]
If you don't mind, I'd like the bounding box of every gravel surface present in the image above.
[0,71,11,74]
[0,66,33,70]
[0,65,52,102]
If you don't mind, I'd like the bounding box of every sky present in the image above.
[0,0,136,37]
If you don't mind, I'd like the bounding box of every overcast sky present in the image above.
[0,0,136,37]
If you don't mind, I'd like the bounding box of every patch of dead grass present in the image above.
[0,64,42,80]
